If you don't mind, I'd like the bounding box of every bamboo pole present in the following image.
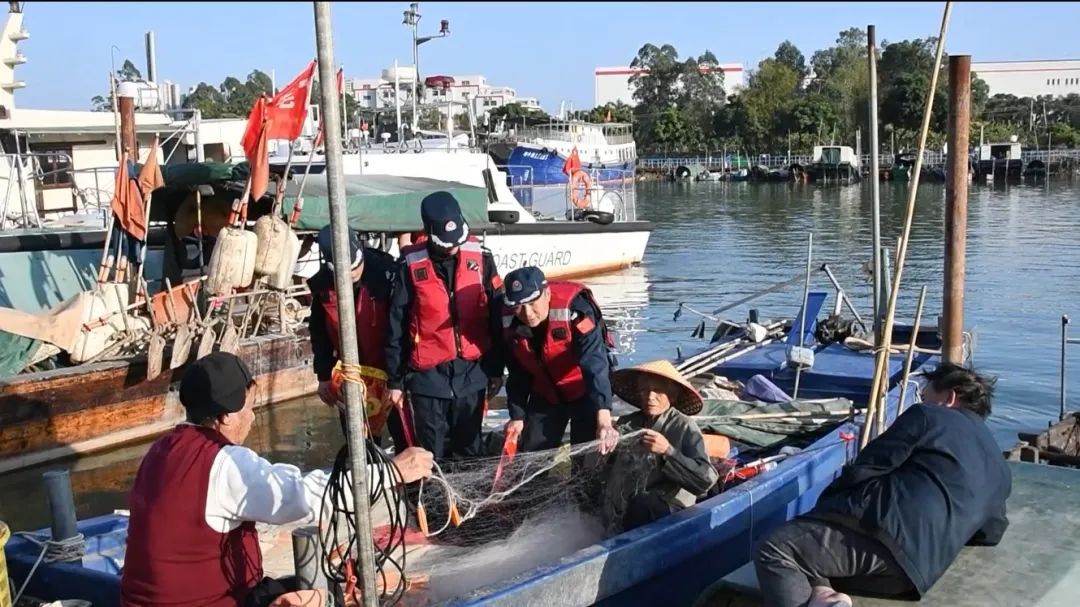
[861,1,953,449]
[313,3,379,605]
[896,286,929,417]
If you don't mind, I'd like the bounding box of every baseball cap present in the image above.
[317,225,363,273]
[420,191,468,249]
[179,352,255,420]
[503,266,548,307]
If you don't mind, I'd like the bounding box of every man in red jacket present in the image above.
[120,352,434,607]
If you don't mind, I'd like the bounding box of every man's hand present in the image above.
[504,419,524,439]
[487,376,505,400]
[641,429,672,456]
[317,380,336,407]
[393,446,434,484]
[385,388,405,409]
[268,589,327,607]
[597,409,619,455]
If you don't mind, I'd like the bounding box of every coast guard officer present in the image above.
[384,192,506,461]
[500,266,619,454]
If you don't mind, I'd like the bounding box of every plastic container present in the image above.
[253,215,291,277]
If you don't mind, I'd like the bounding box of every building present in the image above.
[593,63,745,107]
[347,69,541,125]
[971,59,1080,98]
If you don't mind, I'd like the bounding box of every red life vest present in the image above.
[503,281,603,405]
[121,425,262,607]
[318,280,389,370]
[403,237,493,370]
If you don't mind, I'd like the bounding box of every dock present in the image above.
[695,460,1080,607]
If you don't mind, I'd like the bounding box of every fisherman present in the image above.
[500,266,619,453]
[307,224,407,451]
[120,352,434,607]
[384,191,506,460]
[603,360,719,531]
[753,363,1011,607]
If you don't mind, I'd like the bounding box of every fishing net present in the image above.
[319,429,663,606]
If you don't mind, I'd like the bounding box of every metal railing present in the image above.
[496,164,638,223]
[638,149,1080,171]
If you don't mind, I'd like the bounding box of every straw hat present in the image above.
[612,360,704,416]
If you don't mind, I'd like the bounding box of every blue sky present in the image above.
[15,1,1080,112]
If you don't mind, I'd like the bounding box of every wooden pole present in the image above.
[861,1,953,449]
[117,82,138,159]
[896,286,929,417]
[943,55,971,364]
[313,3,379,605]
[867,25,883,344]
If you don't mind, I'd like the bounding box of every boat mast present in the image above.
[312,3,379,605]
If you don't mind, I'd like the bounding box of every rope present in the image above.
[12,532,86,604]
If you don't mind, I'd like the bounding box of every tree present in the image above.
[90,58,145,112]
[774,41,808,81]
[739,58,800,151]
[182,82,227,118]
[485,102,549,131]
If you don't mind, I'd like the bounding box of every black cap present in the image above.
[180,352,254,420]
[503,266,548,307]
[317,225,363,272]
[420,191,468,249]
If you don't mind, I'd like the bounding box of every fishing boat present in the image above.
[3,268,952,606]
[503,120,636,187]
[806,145,861,184]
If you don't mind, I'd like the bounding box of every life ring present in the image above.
[569,170,592,209]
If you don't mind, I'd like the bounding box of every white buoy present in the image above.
[253,215,292,277]
[206,227,257,295]
[267,231,302,291]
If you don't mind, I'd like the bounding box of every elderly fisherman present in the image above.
[500,265,619,453]
[120,352,434,607]
[604,360,719,531]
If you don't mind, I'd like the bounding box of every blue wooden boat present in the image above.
[4,289,943,606]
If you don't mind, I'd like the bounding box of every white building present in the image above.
[972,59,1080,98]
[594,63,745,107]
[347,70,541,123]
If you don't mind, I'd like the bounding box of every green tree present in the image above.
[182,82,227,118]
[774,41,808,81]
[739,58,800,151]
[90,58,145,111]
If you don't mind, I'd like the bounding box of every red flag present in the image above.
[242,96,267,161]
[562,147,582,177]
[266,60,317,141]
[240,96,271,201]
[313,68,345,149]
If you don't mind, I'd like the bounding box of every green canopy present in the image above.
[281,175,490,232]
[695,397,852,449]
[133,161,247,189]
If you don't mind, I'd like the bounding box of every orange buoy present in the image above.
[569,170,592,209]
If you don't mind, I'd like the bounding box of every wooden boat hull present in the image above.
[0,333,316,475]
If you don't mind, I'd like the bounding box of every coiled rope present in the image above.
[11,531,86,604]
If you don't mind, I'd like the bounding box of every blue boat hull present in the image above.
[4,315,937,607]
[505,145,634,187]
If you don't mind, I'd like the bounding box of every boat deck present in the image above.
[697,461,1080,607]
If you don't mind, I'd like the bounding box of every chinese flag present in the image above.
[241,96,270,201]
[313,67,345,149]
[266,60,317,141]
[562,147,582,176]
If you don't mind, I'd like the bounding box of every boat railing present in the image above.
[0,152,116,230]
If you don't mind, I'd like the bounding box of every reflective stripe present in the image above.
[404,249,429,265]
[460,240,482,253]
[549,308,573,321]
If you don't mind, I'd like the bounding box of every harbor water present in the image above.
[1,179,1077,532]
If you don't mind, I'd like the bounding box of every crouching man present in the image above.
[753,363,1011,607]
[120,352,434,607]
[604,360,718,531]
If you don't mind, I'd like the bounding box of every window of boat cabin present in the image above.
[32,144,74,189]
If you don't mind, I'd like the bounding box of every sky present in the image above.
[13,1,1080,113]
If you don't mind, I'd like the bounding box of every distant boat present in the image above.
[505,120,637,187]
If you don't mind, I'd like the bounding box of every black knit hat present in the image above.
[179,352,255,420]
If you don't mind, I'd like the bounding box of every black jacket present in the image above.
[504,291,613,419]
[384,243,505,398]
[805,404,1011,596]
[306,247,397,382]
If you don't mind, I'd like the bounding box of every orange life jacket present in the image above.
[403,237,493,370]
